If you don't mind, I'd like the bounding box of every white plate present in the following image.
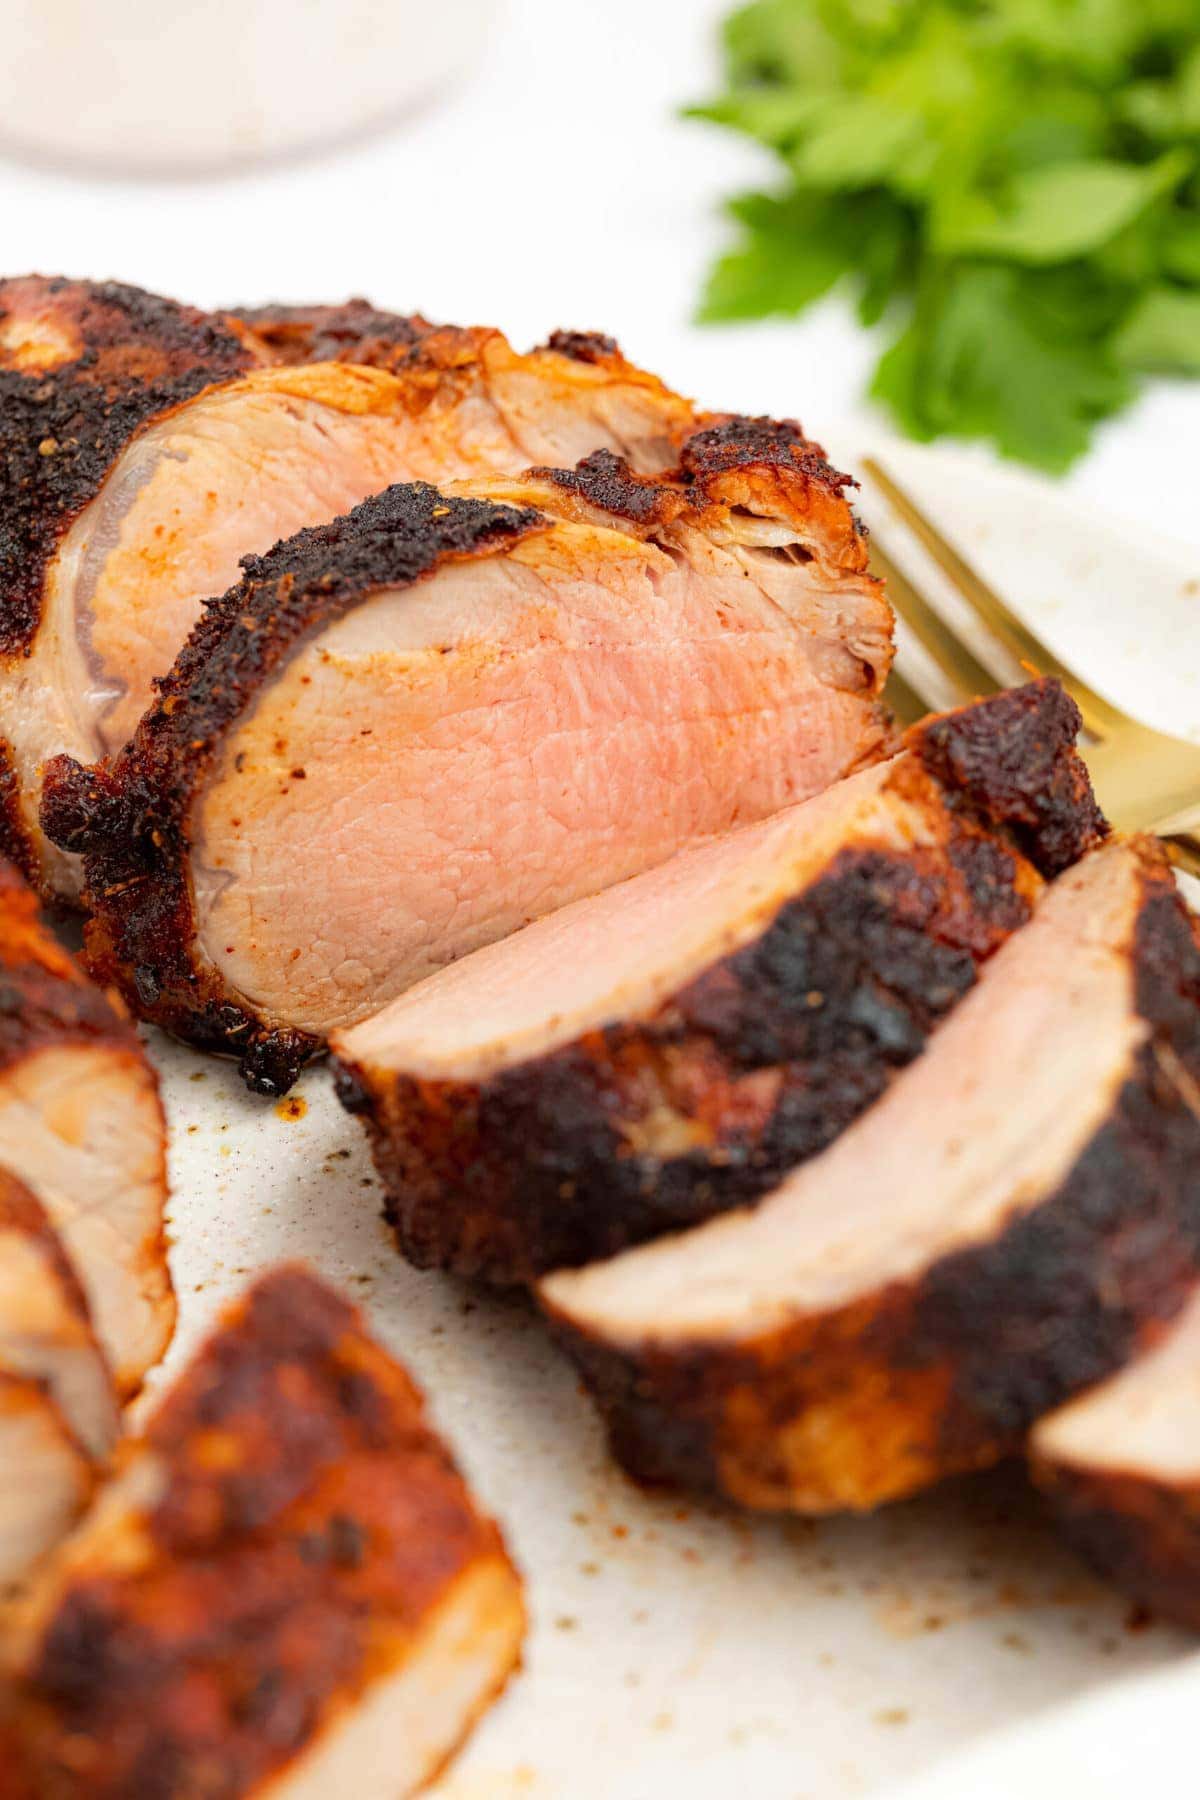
[144,442,1200,1798]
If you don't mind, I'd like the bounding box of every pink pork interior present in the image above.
[1035,1289,1200,1483]
[16,349,691,895]
[541,843,1150,1341]
[192,517,889,1037]
[333,758,911,1080]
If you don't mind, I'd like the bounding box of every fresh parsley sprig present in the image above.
[690,0,1200,470]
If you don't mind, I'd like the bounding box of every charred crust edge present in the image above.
[230,299,436,369]
[910,677,1109,877]
[336,680,1098,1285]
[532,415,864,533]
[0,276,255,656]
[40,483,546,1090]
[1033,1458,1200,1632]
[678,413,849,494]
[12,1267,519,1798]
[540,329,621,365]
[343,826,1038,1285]
[530,448,669,523]
[0,739,36,884]
[544,855,1200,1508]
[0,854,145,1081]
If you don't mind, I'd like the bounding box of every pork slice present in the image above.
[1031,1278,1200,1631]
[332,681,1103,1283]
[1,1266,525,1799]
[43,436,893,1095]
[0,1169,114,1592]
[0,275,259,893]
[0,1375,93,1596]
[540,839,1200,1513]
[0,1169,117,1463]
[0,858,172,1396]
[0,279,696,899]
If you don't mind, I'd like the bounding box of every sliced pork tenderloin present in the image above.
[0,857,172,1395]
[1031,1285,1200,1631]
[1,1265,525,1800]
[44,438,893,1095]
[333,681,1103,1283]
[541,838,1200,1514]
[0,1169,116,1591]
[0,1379,93,1600]
[0,275,260,892]
[0,1168,117,1463]
[0,276,695,897]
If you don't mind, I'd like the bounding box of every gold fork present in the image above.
[862,457,1200,883]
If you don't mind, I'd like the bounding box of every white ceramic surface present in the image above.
[138,451,1200,1797]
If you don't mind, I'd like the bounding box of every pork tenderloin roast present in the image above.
[0,1267,525,1799]
[541,839,1200,1513]
[0,277,694,898]
[44,436,893,1093]
[333,680,1104,1282]
[0,858,171,1395]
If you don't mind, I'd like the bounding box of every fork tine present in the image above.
[869,539,998,709]
[863,457,1126,742]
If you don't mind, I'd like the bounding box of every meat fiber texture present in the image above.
[43,427,893,1095]
[542,838,1200,1515]
[0,276,695,899]
[332,680,1104,1283]
[0,857,171,1395]
[0,1266,525,1800]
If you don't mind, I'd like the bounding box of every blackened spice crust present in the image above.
[345,823,1035,1285]
[40,484,546,1093]
[0,855,144,1081]
[531,447,671,523]
[545,853,1200,1511]
[916,676,1107,876]
[0,738,36,882]
[232,298,435,370]
[42,413,894,1093]
[1034,1460,1200,1632]
[541,329,621,364]
[10,1268,520,1800]
[337,680,1102,1285]
[0,276,255,657]
[679,412,850,495]
[534,415,859,528]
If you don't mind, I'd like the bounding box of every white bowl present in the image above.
[0,0,496,175]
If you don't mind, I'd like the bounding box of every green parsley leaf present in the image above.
[690,0,1200,468]
[932,152,1193,264]
[697,189,916,323]
[697,193,860,321]
[872,263,1134,471]
[1114,286,1200,369]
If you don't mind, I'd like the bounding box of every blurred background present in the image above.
[2,0,1199,532]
